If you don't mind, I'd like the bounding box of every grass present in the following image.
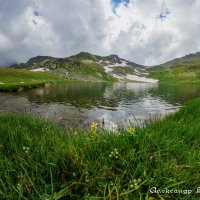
[0,68,68,92]
[1,59,117,88]
[149,70,199,84]
[149,61,200,84]
[0,98,200,199]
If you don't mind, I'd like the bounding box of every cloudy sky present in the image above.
[0,0,200,66]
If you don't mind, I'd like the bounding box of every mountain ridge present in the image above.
[150,51,200,69]
[12,50,200,83]
[7,50,200,83]
[11,52,158,83]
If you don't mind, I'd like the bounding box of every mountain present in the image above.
[148,51,200,83]
[12,52,158,83]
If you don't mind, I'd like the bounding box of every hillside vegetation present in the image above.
[0,98,200,199]
[6,51,200,84]
[11,52,147,82]
[149,52,200,83]
[0,68,67,91]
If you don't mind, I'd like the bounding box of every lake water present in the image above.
[0,82,200,129]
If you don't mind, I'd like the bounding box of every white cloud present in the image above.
[0,0,199,66]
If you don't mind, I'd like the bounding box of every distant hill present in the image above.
[11,52,158,83]
[150,51,200,70]
[148,51,200,83]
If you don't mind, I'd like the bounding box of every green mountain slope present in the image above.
[148,52,200,83]
[12,52,149,82]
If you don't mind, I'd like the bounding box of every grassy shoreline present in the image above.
[0,68,69,92]
[0,98,200,199]
[148,67,200,84]
[0,68,117,92]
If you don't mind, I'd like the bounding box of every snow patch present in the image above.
[134,69,140,74]
[133,69,141,75]
[98,60,103,63]
[104,66,113,73]
[30,68,50,72]
[141,72,150,75]
[126,74,158,83]
[110,73,124,82]
[96,59,157,83]
[107,61,128,68]
[102,60,129,75]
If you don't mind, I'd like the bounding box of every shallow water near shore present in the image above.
[0,82,200,129]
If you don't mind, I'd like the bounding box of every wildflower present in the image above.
[129,178,142,190]
[127,127,136,136]
[147,197,156,200]
[90,122,98,134]
[23,146,29,153]
[109,148,119,159]
[17,183,21,191]
[86,193,90,197]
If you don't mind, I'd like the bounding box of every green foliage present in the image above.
[56,59,117,82]
[0,98,200,199]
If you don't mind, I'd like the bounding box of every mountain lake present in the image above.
[1,82,200,130]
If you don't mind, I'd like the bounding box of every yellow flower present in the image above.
[127,127,136,136]
[90,122,98,134]
[147,198,155,200]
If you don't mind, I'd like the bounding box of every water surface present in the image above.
[1,82,200,129]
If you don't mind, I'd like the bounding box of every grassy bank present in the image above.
[148,63,200,84]
[149,70,199,84]
[0,99,200,199]
[0,68,67,91]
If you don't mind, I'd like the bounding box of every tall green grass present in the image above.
[0,99,200,199]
